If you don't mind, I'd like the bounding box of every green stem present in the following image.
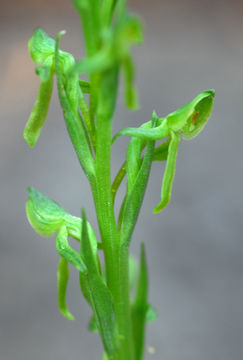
[89,73,99,144]
[116,244,134,360]
[78,87,96,152]
[92,70,134,358]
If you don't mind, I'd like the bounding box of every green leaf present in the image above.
[125,113,159,195]
[120,113,158,245]
[87,254,138,336]
[146,305,157,323]
[152,139,169,161]
[102,353,109,360]
[88,314,99,333]
[98,253,137,292]
[101,0,118,26]
[56,226,87,273]
[129,255,137,291]
[81,209,119,356]
[79,80,91,93]
[153,131,180,213]
[57,257,75,320]
[72,0,101,57]
[111,138,169,204]
[26,187,81,239]
[111,161,127,203]
[72,0,90,12]
[79,216,99,305]
[55,31,95,179]
[132,243,149,360]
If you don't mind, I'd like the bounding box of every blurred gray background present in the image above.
[1,0,243,359]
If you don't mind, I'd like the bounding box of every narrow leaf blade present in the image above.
[132,243,149,360]
[152,140,170,162]
[81,209,119,356]
[121,113,158,245]
[88,314,99,333]
[146,305,157,323]
[55,31,95,178]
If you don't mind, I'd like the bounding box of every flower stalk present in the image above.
[23,1,214,359]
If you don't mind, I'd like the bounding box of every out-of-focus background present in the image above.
[1,0,243,359]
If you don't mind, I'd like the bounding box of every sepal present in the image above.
[29,28,56,64]
[26,187,81,238]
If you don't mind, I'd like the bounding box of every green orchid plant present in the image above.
[23,0,214,359]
